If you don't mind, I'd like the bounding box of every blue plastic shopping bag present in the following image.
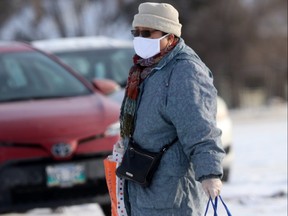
[204,195,232,216]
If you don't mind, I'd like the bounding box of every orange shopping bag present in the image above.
[104,158,118,216]
[104,141,128,216]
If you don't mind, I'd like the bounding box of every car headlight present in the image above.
[105,121,120,136]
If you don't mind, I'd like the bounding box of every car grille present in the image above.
[0,141,43,148]
[78,133,105,144]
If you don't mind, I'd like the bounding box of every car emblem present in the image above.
[51,143,73,158]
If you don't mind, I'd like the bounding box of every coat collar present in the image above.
[153,38,185,71]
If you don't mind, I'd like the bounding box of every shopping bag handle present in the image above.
[204,195,232,216]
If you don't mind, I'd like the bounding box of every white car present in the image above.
[216,96,233,181]
[32,37,233,181]
[32,36,134,88]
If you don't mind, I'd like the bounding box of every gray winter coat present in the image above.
[124,38,225,216]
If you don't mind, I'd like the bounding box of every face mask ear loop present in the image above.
[161,33,170,40]
[162,34,173,53]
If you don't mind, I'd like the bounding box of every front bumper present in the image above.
[0,153,110,213]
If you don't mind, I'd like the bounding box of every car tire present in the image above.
[222,168,230,182]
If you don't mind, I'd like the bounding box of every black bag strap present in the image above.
[129,72,178,154]
[130,136,178,155]
[160,137,178,154]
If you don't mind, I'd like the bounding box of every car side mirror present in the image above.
[91,79,121,95]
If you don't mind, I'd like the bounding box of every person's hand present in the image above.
[114,139,125,154]
[201,178,222,200]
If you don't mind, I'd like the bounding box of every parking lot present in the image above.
[1,103,286,216]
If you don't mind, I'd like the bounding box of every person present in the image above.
[119,2,226,216]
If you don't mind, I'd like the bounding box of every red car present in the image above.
[0,42,120,215]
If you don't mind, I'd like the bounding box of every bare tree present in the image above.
[1,0,286,107]
[0,0,22,27]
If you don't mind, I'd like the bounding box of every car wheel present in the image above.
[222,168,230,182]
[101,203,111,216]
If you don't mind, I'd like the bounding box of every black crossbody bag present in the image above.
[116,137,178,187]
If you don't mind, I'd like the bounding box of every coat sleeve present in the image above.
[165,59,226,181]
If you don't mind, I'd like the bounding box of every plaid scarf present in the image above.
[120,39,178,138]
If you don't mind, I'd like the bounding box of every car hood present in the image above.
[0,94,120,141]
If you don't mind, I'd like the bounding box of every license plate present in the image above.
[46,163,86,187]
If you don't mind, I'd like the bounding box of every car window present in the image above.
[56,48,134,87]
[0,51,91,102]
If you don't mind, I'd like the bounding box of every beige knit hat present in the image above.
[132,2,182,37]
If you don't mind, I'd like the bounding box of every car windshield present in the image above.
[0,51,91,102]
[55,48,134,87]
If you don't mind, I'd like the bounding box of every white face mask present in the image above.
[133,34,168,59]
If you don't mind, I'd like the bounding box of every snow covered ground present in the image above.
[214,103,287,216]
[1,103,287,216]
